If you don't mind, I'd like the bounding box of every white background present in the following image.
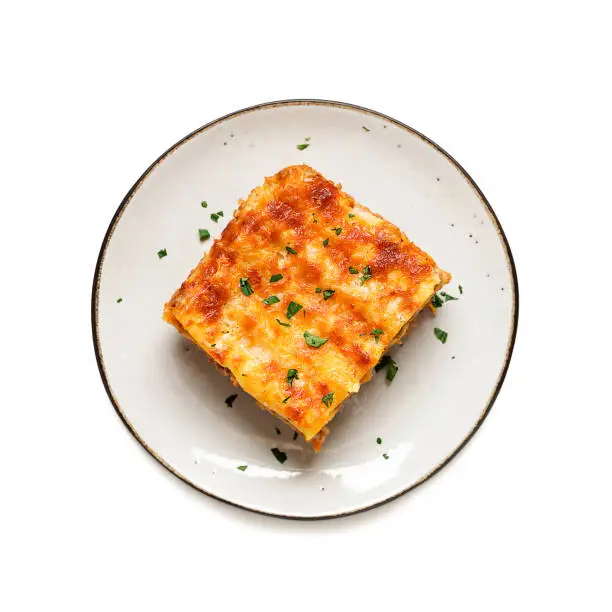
[1,1,610,610]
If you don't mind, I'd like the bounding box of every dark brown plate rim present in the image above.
[91,99,519,520]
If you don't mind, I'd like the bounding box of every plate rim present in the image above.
[91,98,520,520]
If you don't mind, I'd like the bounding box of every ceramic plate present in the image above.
[92,100,518,519]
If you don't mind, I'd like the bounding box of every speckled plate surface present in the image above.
[92,100,518,519]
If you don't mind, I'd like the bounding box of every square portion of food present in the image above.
[164,165,450,450]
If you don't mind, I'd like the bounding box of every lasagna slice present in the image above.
[164,165,450,450]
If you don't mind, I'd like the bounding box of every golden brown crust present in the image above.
[164,165,450,444]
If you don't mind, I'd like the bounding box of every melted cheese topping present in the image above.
[164,165,449,441]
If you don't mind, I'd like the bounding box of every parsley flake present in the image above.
[370,328,383,343]
[304,331,328,348]
[349,266,359,274]
[362,126,370,132]
[237,465,248,471]
[434,328,448,344]
[270,274,283,282]
[323,289,335,300]
[276,318,291,327]
[287,369,299,387]
[360,265,372,284]
[332,227,342,235]
[271,448,288,464]
[286,301,303,319]
[375,355,398,381]
[201,201,208,208]
[441,291,458,302]
[305,137,311,142]
[263,295,280,305]
[116,298,122,303]
[383,453,389,460]
[349,213,356,218]
[431,294,444,308]
[323,238,329,247]
[210,213,221,223]
[198,228,210,241]
[322,392,334,408]
[315,287,322,293]
[376,437,382,445]
[386,360,398,381]
[239,277,253,296]
[157,248,167,259]
[459,285,463,295]
[297,143,309,151]
[285,245,297,255]
[225,394,238,407]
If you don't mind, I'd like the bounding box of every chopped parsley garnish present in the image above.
[362,126,370,132]
[210,213,221,223]
[323,289,335,300]
[282,396,290,403]
[285,245,297,255]
[323,238,329,247]
[360,265,372,284]
[286,301,303,319]
[349,213,356,218]
[441,291,458,301]
[263,295,280,305]
[276,318,291,327]
[157,248,167,259]
[304,331,328,348]
[297,143,309,151]
[386,360,398,381]
[271,448,288,464]
[237,465,248,471]
[217,211,224,217]
[332,227,342,235]
[225,394,238,407]
[322,392,334,408]
[198,228,210,241]
[383,453,389,460]
[275,427,281,436]
[434,328,448,344]
[270,274,283,282]
[375,355,398,381]
[305,137,311,142]
[376,437,382,445]
[459,285,463,295]
[349,266,359,274]
[239,277,253,296]
[370,328,383,342]
[116,297,122,303]
[287,369,299,387]
[315,287,322,293]
[431,294,444,308]
[311,212,318,223]
[211,343,216,347]
[201,201,208,208]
